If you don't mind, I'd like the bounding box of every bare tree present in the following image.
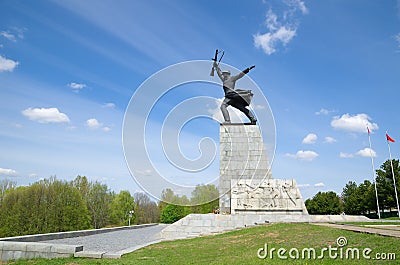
[0,179,16,203]
[134,192,160,224]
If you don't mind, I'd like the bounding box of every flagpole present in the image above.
[386,131,400,219]
[368,127,381,219]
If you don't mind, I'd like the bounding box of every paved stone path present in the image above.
[41,224,169,258]
[364,225,400,231]
[313,223,400,238]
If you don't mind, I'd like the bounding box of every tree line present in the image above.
[0,176,159,237]
[158,184,219,224]
[0,175,219,237]
[305,159,400,218]
[5,158,394,237]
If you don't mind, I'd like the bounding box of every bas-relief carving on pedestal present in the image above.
[230,179,307,214]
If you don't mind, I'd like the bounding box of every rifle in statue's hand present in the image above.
[243,65,256,74]
[210,49,218,76]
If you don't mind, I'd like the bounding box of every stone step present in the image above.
[160,213,372,240]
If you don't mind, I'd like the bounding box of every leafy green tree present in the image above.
[342,181,360,214]
[160,204,188,224]
[72,175,90,201]
[0,186,27,237]
[110,190,135,226]
[190,184,219,213]
[48,179,91,232]
[0,177,90,237]
[86,182,113,229]
[158,188,176,213]
[376,159,400,212]
[72,176,114,228]
[158,188,194,223]
[358,180,376,214]
[305,191,342,215]
[342,180,376,215]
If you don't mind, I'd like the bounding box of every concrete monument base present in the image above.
[219,124,308,215]
[160,124,371,241]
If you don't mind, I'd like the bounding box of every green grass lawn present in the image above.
[3,223,399,265]
[382,217,400,221]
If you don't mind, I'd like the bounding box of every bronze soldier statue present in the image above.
[212,60,257,124]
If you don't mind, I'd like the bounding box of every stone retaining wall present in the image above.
[0,223,157,261]
[0,241,82,261]
[0,223,157,242]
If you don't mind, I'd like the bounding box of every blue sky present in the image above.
[1,0,400,200]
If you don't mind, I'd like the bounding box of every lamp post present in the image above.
[128,210,134,226]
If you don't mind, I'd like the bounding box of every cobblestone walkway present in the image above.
[41,224,169,258]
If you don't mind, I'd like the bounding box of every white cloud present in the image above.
[298,182,325,188]
[12,27,26,39]
[0,167,18,176]
[22,107,70,123]
[315,108,334,115]
[302,133,317,144]
[324,137,336,143]
[0,55,19,72]
[254,26,296,55]
[254,1,307,55]
[340,149,376,158]
[356,148,376,158]
[331,113,378,133]
[286,0,308,15]
[86,118,111,132]
[340,152,354,158]
[265,9,279,31]
[68,82,87,93]
[86,118,103,129]
[286,150,319,161]
[0,31,16,42]
[298,183,311,188]
[0,28,25,42]
[102,102,115,108]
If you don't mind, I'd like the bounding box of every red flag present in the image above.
[367,127,371,135]
[386,133,395,143]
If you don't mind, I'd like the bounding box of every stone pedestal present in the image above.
[219,124,308,215]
